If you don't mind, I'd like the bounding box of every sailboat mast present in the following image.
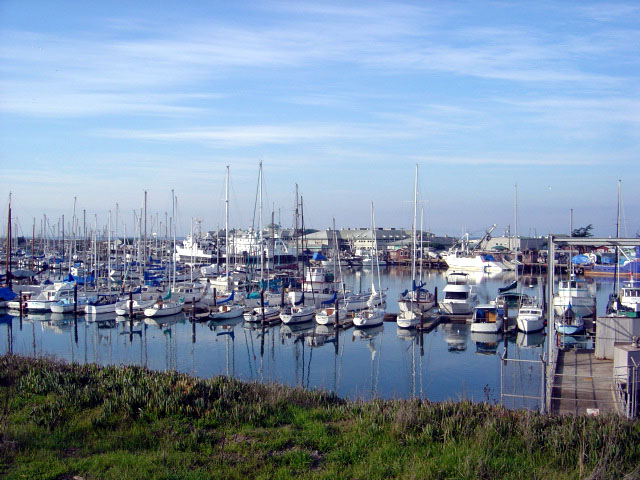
[72,196,77,267]
[143,190,147,281]
[225,166,230,290]
[108,210,112,289]
[569,208,574,278]
[419,205,424,282]
[412,164,418,289]
[259,161,264,281]
[615,180,621,294]
[371,202,382,298]
[6,193,12,289]
[295,184,299,274]
[514,184,519,282]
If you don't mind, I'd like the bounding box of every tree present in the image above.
[571,224,593,237]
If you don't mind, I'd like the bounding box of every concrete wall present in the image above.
[595,316,640,359]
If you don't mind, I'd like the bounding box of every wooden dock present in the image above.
[551,348,619,416]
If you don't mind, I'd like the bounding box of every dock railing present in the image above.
[500,353,546,413]
[613,358,639,419]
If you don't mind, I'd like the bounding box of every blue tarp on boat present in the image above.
[571,254,590,265]
[321,293,337,305]
[312,252,327,261]
[0,287,17,301]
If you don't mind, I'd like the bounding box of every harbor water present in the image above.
[0,266,617,410]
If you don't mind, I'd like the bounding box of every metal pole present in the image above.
[546,234,555,413]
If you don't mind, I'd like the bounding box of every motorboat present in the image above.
[26,281,76,312]
[552,277,594,318]
[439,272,478,315]
[470,304,503,333]
[50,294,96,314]
[608,281,640,317]
[516,301,545,333]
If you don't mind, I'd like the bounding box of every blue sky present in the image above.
[1,0,639,239]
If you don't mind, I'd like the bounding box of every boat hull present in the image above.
[396,311,420,329]
[352,308,384,328]
[144,303,184,317]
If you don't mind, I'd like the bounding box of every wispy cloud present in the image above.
[1,2,633,118]
[577,3,640,22]
[97,123,415,146]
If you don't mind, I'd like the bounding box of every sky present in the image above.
[1,0,639,239]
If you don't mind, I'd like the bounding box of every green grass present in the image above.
[0,354,639,479]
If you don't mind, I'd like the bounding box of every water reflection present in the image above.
[442,323,468,352]
[0,268,616,408]
[516,330,546,348]
[471,331,502,355]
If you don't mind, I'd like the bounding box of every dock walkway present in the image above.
[551,349,619,416]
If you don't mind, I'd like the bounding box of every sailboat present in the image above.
[553,210,595,320]
[552,210,591,337]
[144,190,185,318]
[316,224,348,326]
[606,181,640,317]
[397,165,435,328]
[209,167,235,294]
[353,203,386,328]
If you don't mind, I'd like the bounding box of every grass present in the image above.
[1,354,639,479]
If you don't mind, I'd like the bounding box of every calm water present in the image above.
[0,267,616,410]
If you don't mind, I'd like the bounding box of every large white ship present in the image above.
[441,225,512,273]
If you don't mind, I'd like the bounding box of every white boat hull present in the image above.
[315,307,348,325]
[280,306,315,324]
[209,304,245,320]
[352,308,384,328]
[470,317,503,333]
[243,306,281,323]
[396,310,420,329]
[144,302,184,317]
[516,311,545,333]
[440,300,475,315]
[552,298,594,318]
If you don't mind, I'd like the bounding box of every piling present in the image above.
[73,283,78,317]
[334,299,339,329]
[213,288,217,307]
[260,290,265,326]
[128,291,133,318]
